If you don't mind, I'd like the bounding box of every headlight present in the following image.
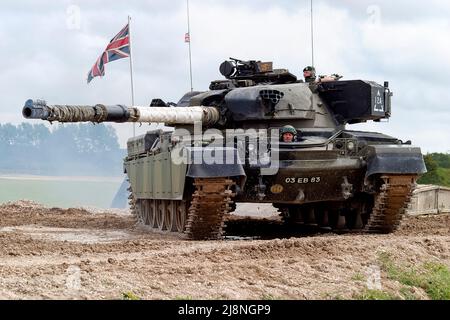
[347,141,355,151]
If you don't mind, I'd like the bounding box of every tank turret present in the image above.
[22,58,426,240]
[24,59,392,129]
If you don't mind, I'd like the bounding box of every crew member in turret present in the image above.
[303,66,316,83]
[280,125,298,143]
[303,66,342,83]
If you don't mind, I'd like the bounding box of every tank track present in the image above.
[364,174,417,233]
[186,178,235,240]
[129,174,416,239]
[127,182,140,223]
[128,178,235,240]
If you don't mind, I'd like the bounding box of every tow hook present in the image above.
[341,176,353,199]
[256,176,267,200]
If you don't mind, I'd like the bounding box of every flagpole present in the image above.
[186,0,193,92]
[310,0,315,67]
[128,15,136,137]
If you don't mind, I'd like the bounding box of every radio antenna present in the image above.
[186,0,193,92]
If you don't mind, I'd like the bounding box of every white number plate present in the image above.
[284,177,321,184]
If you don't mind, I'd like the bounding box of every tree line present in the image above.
[0,123,126,176]
[2,123,448,184]
[418,153,450,187]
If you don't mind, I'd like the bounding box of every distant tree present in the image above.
[424,154,438,172]
[0,123,18,145]
[74,123,120,153]
[14,123,50,147]
[430,153,450,168]
[0,122,125,176]
[418,154,443,185]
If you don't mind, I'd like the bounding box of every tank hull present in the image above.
[124,129,426,239]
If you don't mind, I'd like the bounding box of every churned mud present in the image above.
[0,200,448,300]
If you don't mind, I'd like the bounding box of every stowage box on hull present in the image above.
[124,152,187,200]
[127,130,162,157]
[318,80,391,124]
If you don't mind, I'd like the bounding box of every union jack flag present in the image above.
[87,23,130,83]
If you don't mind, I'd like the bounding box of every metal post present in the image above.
[436,187,440,214]
[187,0,193,92]
[310,0,315,67]
[128,15,136,137]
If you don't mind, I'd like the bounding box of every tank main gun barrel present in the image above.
[23,99,131,123]
[22,99,220,125]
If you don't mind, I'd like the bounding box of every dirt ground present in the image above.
[0,200,448,300]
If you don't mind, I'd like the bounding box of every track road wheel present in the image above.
[175,201,187,233]
[156,200,166,231]
[165,200,175,232]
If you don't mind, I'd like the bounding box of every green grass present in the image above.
[323,293,345,300]
[418,166,450,187]
[122,292,141,300]
[378,252,450,300]
[355,289,399,300]
[436,168,450,186]
[0,177,122,208]
[351,273,365,282]
[418,153,450,187]
[399,286,419,300]
[420,262,450,300]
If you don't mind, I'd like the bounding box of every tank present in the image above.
[23,58,427,239]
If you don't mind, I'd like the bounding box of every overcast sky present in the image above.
[1,0,449,152]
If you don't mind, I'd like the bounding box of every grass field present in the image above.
[0,175,123,208]
[437,168,450,187]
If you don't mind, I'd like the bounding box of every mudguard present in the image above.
[365,145,427,177]
[186,147,246,178]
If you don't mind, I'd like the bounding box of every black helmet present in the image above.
[303,66,316,73]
